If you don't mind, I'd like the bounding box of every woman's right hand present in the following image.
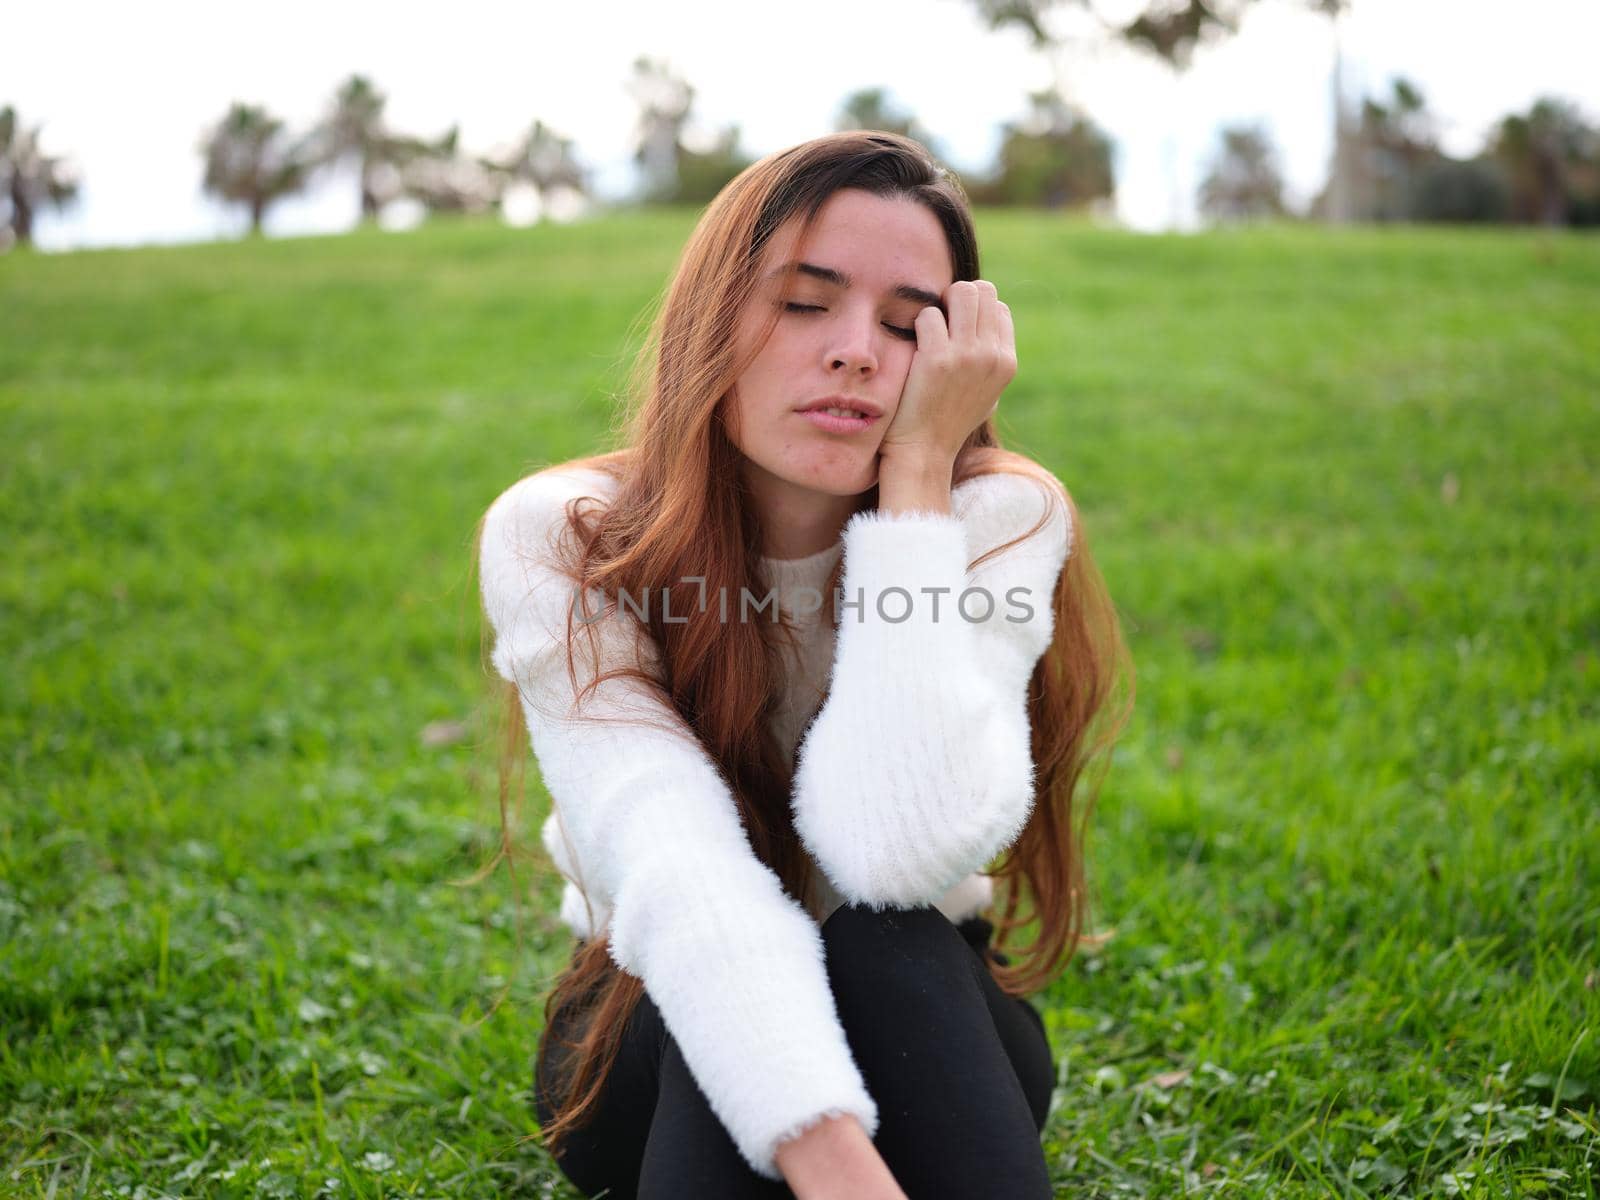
[774,1113,909,1200]
[875,278,1015,476]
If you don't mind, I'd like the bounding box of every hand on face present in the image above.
[877,279,1015,470]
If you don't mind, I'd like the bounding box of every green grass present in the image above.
[2,210,1597,1198]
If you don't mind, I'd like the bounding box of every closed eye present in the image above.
[782,302,917,342]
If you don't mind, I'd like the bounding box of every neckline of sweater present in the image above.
[757,540,842,598]
[758,539,842,570]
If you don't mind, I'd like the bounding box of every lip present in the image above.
[797,395,885,419]
[795,395,883,434]
[800,409,878,434]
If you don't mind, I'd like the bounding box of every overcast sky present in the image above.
[6,0,1597,250]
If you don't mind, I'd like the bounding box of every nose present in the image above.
[825,308,877,377]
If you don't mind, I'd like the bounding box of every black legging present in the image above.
[534,902,1056,1199]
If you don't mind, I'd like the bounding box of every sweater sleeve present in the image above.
[478,467,879,1182]
[791,469,1074,909]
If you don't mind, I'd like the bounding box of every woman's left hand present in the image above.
[876,278,1016,472]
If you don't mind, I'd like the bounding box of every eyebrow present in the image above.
[766,260,944,310]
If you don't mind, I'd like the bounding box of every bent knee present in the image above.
[821,902,974,982]
[822,900,953,941]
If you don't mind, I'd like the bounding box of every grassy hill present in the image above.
[2,212,1597,1197]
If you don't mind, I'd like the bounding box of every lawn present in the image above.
[2,210,1596,1197]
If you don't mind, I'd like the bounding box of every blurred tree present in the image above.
[1120,0,1247,69]
[199,102,314,235]
[0,106,80,248]
[628,56,694,202]
[627,56,749,204]
[1491,98,1600,227]
[671,125,754,206]
[1309,76,1439,222]
[1308,0,1354,224]
[969,90,1114,209]
[1198,123,1286,222]
[307,76,427,222]
[1305,80,1600,226]
[487,119,589,216]
[970,0,1352,225]
[971,0,1251,65]
[834,88,941,157]
[1411,156,1510,223]
[397,125,503,214]
[981,2,1249,226]
[972,0,1348,62]
[1117,3,1247,226]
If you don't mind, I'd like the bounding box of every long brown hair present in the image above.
[471,131,1134,1159]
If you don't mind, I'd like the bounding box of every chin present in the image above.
[808,464,879,498]
[792,478,862,499]
[750,446,881,499]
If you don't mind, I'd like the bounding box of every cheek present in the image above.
[886,342,917,384]
[749,338,807,394]
[738,354,783,407]
[727,328,769,395]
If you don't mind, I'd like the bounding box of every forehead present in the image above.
[762,189,954,291]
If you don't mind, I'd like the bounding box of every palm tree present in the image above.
[627,56,693,202]
[969,0,1362,227]
[1343,78,1436,221]
[1121,1,1249,227]
[970,0,1244,59]
[397,125,502,215]
[1119,0,1246,64]
[971,0,1248,228]
[307,75,420,222]
[1306,0,1352,223]
[0,106,81,248]
[489,119,588,215]
[199,102,313,234]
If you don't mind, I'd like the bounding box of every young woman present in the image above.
[476,131,1131,1199]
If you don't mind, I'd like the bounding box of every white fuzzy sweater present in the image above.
[477,463,1072,1181]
